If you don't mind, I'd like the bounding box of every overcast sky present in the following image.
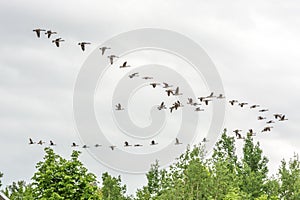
[1,0,300,194]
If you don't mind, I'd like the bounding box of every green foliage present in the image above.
[31,147,101,199]
[2,181,33,199]
[101,172,129,200]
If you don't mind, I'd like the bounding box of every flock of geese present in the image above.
[30,28,288,150]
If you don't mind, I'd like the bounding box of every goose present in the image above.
[94,144,102,147]
[165,89,174,96]
[250,105,260,109]
[150,83,160,88]
[187,98,193,105]
[82,145,90,148]
[259,109,269,112]
[279,115,288,121]
[109,145,116,150]
[191,102,201,106]
[266,120,275,124]
[37,140,45,145]
[203,99,212,105]
[78,42,91,51]
[129,72,139,78]
[99,47,111,55]
[173,101,183,110]
[115,103,124,111]
[49,140,56,146]
[71,142,79,147]
[195,107,204,112]
[233,129,242,137]
[274,114,283,119]
[169,106,176,113]
[217,94,225,99]
[120,61,131,68]
[206,92,215,98]
[258,116,266,120]
[124,141,132,147]
[229,100,238,105]
[173,87,182,96]
[198,97,206,102]
[134,144,143,147]
[247,129,256,136]
[45,30,57,38]
[162,82,172,88]
[142,76,153,80]
[157,102,167,110]
[262,126,273,132]
[52,38,64,47]
[175,138,182,145]
[107,55,119,65]
[150,140,158,145]
[239,102,248,107]
[29,138,35,145]
[236,133,245,140]
[33,29,46,38]
[202,138,209,143]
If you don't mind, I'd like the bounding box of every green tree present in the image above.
[3,181,33,200]
[101,172,130,200]
[31,147,100,199]
[278,154,300,200]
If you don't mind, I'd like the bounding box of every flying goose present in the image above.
[247,129,256,136]
[109,145,116,150]
[229,100,238,105]
[233,129,242,137]
[115,103,124,111]
[236,133,245,140]
[187,98,193,105]
[274,114,283,119]
[191,102,201,106]
[266,120,275,124]
[142,76,153,80]
[129,72,139,78]
[165,89,174,96]
[203,99,212,105]
[239,102,248,107]
[250,105,260,109]
[94,144,102,147]
[78,42,91,51]
[45,30,57,38]
[195,107,204,112]
[259,109,269,112]
[150,83,160,88]
[29,138,35,145]
[279,115,288,121]
[124,141,132,147]
[175,138,182,145]
[162,82,172,88]
[206,92,215,98]
[82,145,90,148]
[134,144,143,147]
[202,138,209,143]
[198,97,206,102]
[33,29,46,38]
[71,142,79,147]
[217,94,225,99]
[258,116,266,120]
[49,140,56,146]
[52,38,65,47]
[107,55,119,64]
[120,61,131,68]
[37,140,45,145]
[173,87,182,96]
[99,47,111,55]
[157,102,167,110]
[150,140,158,145]
[262,126,273,132]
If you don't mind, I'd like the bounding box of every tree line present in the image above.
[1,129,300,199]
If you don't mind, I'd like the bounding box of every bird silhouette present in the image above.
[134,144,143,147]
[274,114,283,119]
[124,141,132,147]
[203,99,212,105]
[258,116,266,120]
[107,55,119,64]
[165,89,174,96]
[95,144,102,147]
[162,82,172,88]
[173,87,182,96]
[187,98,193,105]
[109,145,116,150]
[175,138,182,145]
[229,100,238,105]
[71,142,79,147]
[115,103,124,111]
[37,140,45,145]
[202,138,209,142]
[45,30,57,38]
[217,94,225,99]
[33,29,46,38]
[195,107,204,112]
[150,83,160,88]
[247,129,256,136]
[250,105,260,109]
[29,138,35,145]
[120,61,131,68]
[78,42,91,51]
[82,145,89,148]
[49,140,56,146]
[129,72,139,78]
[279,115,288,121]
[150,140,158,145]
[239,102,248,107]
[157,102,167,110]
[259,109,269,112]
[142,76,153,80]
[266,120,275,124]
[233,129,242,137]
[52,38,64,47]
[99,47,111,55]
[198,97,206,102]
[262,126,273,132]
[206,92,215,98]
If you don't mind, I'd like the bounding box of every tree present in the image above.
[278,154,300,200]
[3,181,33,200]
[31,147,101,199]
[101,172,130,200]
